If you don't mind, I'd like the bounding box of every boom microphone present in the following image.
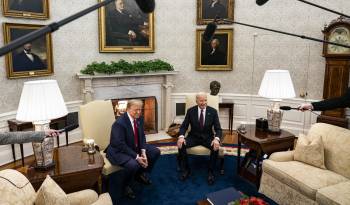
[256,0,350,18]
[58,124,79,134]
[279,106,298,111]
[256,0,269,6]
[135,0,155,13]
[203,22,217,43]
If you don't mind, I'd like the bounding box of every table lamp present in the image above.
[16,80,68,169]
[258,70,295,132]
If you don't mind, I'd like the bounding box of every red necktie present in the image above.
[199,109,204,128]
[133,119,139,147]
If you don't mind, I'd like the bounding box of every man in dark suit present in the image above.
[203,0,227,19]
[105,0,148,46]
[9,0,43,13]
[202,38,227,65]
[298,88,350,111]
[177,92,222,185]
[12,43,46,72]
[106,99,160,199]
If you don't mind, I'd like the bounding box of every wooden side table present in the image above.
[7,116,68,166]
[237,125,295,188]
[219,103,234,134]
[20,145,104,193]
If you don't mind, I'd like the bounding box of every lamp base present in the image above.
[34,161,55,171]
[267,102,283,133]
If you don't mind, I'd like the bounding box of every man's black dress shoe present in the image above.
[124,186,136,199]
[136,173,152,185]
[207,172,215,185]
[180,169,191,181]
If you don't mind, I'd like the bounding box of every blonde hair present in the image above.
[127,99,143,109]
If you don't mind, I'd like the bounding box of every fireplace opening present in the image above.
[111,96,158,134]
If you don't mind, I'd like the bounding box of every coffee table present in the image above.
[20,145,104,193]
[237,124,295,187]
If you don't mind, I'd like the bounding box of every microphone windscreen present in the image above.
[134,0,155,13]
[203,22,217,43]
[58,124,79,133]
[256,0,270,6]
[280,106,292,110]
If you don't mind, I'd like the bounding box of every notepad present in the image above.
[206,187,242,205]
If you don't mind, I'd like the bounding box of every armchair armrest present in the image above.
[91,193,113,205]
[67,189,98,205]
[269,150,294,162]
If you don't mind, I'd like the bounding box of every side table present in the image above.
[8,116,68,166]
[237,125,295,188]
[20,145,104,194]
[219,103,234,134]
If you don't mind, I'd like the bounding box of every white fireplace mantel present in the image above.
[77,71,178,130]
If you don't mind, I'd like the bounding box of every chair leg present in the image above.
[220,156,225,175]
[101,174,109,193]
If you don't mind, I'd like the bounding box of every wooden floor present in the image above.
[0,130,238,171]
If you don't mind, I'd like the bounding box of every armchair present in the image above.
[183,93,225,174]
[79,100,123,191]
[0,169,112,205]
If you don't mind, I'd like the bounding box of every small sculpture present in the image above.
[210,80,221,96]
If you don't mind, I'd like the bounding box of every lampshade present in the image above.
[258,70,296,100]
[16,80,68,122]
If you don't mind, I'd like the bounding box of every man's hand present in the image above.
[44,129,59,138]
[298,103,313,111]
[136,155,148,168]
[141,150,148,167]
[128,30,137,39]
[211,138,220,151]
[177,137,186,149]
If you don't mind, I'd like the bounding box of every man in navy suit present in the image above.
[106,99,160,199]
[177,92,222,185]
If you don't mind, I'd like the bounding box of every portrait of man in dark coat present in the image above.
[12,43,46,72]
[9,0,43,13]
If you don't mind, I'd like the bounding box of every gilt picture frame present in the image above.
[197,0,234,25]
[3,23,53,78]
[2,0,49,20]
[196,28,233,71]
[98,0,155,53]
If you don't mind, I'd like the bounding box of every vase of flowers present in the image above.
[228,196,269,205]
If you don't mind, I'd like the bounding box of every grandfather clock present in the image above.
[318,16,350,128]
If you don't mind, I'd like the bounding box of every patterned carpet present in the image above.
[155,142,250,156]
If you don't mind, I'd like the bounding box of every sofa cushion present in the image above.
[35,175,69,205]
[308,123,350,178]
[294,134,326,169]
[0,169,36,205]
[316,181,350,205]
[263,160,348,200]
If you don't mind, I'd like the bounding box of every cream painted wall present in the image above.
[1,0,350,113]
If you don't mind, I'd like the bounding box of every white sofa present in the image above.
[259,123,350,205]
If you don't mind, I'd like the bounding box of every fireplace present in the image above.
[77,71,177,130]
[111,96,158,134]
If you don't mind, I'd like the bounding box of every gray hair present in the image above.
[196,92,207,100]
[127,99,143,109]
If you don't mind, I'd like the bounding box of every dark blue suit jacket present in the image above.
[106,113,146,165]
[179,105,222,141]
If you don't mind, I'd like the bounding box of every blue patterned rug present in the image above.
[108,153,277,205]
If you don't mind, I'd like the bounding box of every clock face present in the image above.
[327,27,350,54]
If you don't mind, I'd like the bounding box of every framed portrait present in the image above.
[3,23,53,79]
[196,28,233,71]
[2,0,49,19]
[98,0,155,53]
[197,0,234,25]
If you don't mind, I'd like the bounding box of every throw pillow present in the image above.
[35,175,69,205]
[294,134,326,169]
